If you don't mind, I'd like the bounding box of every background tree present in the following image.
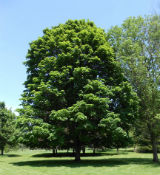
[107,15,160,162]
[0,102,17,155]
[20,19,139,161]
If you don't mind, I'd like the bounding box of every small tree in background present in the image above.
[0,102,17,155]
[107,15,160,162]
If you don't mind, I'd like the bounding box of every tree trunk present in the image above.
[93,147,96,155]
[52,148,56,156]
[82,147,85,154]
[1,147,4,156]
[133,145,136,152]
[148,123,159,162]
[75,146,81,161]
[151,136,159,162]
[117,148,119,154]
[74,138,81,161]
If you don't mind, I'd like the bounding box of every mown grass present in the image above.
[0,149,160,175]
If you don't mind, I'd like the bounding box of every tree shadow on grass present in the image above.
[32,153,100,158]
[32,151,128,158]
[32,152,117,158]
[0,154,21,157]
[11,158,160,168]
[7,154,21,157]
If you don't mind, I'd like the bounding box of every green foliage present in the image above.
[17,106,52,149]
[20,19,139,160]
[107,15,160,162]
[0,102,17,155]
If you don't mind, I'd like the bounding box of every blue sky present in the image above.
[0,0,159,112]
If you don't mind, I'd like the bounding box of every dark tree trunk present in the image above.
[75,146,81,161]
[55,148,58,154]
[1,147,4,155]
[148,123,159,162]
[93,147,96,154]
[82,147,85,154]
[151,136,159,162]
[52,148,56,156]
[74,138,81,161]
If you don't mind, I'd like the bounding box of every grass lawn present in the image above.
[0,149,160,175]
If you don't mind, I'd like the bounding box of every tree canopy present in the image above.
[107,15,160,162]
[20,19,139,161]
[0,102,17,155]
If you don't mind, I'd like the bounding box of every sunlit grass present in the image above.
[0,149,160,175]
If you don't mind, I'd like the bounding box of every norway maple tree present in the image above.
[20,20,138,161]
